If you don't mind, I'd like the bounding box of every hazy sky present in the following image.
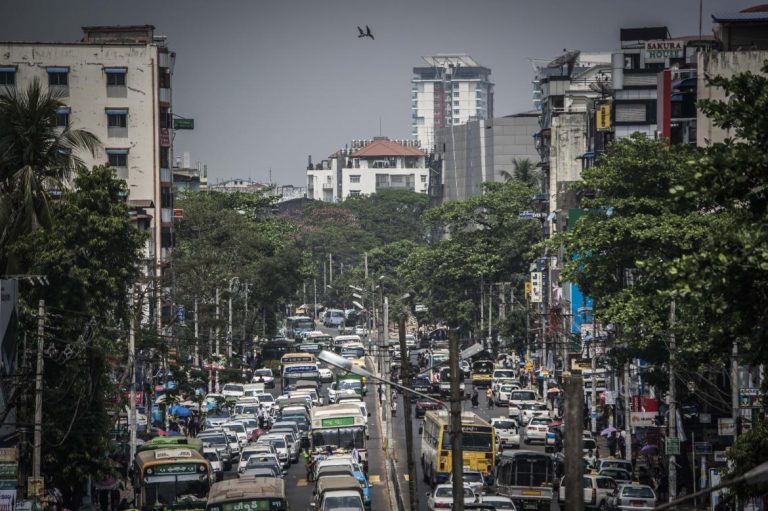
[0,0,756,185]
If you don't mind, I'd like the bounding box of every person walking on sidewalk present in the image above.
[471,389,479,408]
[486,388,494,409]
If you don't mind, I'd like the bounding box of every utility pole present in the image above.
[33,300,44,478]
[329,254,333,285]
[591,338,598,434]
[129,293,137,464]
[564,373,585,510]
[193,298,199,367]
[448,328,464,511]
[488,283,492,346]
[624,362,632,463]
[243,282,249,358]
[215,288,220,357]
[668,300,677,503]
[732,340,739,441]
[228,281,234,359]
[364,252,368,280]
[208,327,214,393]
[313,279,318,322]
[398,316,418,511]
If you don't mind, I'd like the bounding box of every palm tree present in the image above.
[0,78,100,273]
[498,158,541,189]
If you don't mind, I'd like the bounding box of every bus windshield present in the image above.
[208,499,287,511]
[144,477,208,509]
[472,361,494,374]
[441,431,493,452]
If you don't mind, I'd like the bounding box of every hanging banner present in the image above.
[530,272,543,303]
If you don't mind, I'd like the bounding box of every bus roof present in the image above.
[311,403,364,420]
[135,447,206,469]
[207,477,286,504]
[287,315,312,320]
[423,410,491,428]
[137,436,203,454]
[281,352,316,360]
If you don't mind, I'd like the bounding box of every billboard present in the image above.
[0,280,18,441]
[644,40,684,63]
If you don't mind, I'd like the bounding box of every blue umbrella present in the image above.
[169,405,191,417]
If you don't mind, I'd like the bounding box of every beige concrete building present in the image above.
[0,25,175,323]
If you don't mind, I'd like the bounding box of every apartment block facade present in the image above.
[0,25,175,323]
[411,54,494,151]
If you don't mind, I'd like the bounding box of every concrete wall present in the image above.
[549,112,587,213]
[697,51,768,146]
[2,43,159,204]
[491,114,540,182]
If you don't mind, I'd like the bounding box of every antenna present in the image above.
[379,116,382,137]
[269,168,272,184]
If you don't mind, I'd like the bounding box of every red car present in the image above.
[415,399,442,418]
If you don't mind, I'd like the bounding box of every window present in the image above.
[158,67,171,88]
[0,67,16,86]
[453,91,459,97]
[349,175,361,183]
[160,147,170,169]
[159,107,171,129]
[55,107,70,128]
[106,109,128,128]
[47,67,68,86]
[453,109,460,115]
[420,175,427,183]
[106,149,128,168]
[349,190,361,196]
[105,67,127,86]
[453,101,459,106]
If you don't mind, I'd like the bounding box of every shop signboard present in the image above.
[739,388,764,408]
[644,40,684,63]
[666,437,680,456]
[717,417,735,437]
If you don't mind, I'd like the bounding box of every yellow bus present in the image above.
[137,436,204,455]
[471,359,495,388]
[133,448,211,510]
[206,477,287,511]
[420,410,495,486]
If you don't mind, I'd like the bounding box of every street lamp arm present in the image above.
[317,350,445,407]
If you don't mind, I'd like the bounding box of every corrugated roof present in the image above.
[350,139,424,158]
[127,199,154,208]
[712,10,768,22]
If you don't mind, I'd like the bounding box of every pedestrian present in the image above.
[471,389,479,408]
[486,388,494,409]
[303,449,314,481]
[391,399,397,417]
[608,431,618,457]
[618,432,626,459]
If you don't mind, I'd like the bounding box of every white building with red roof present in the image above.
[306,137,429,202]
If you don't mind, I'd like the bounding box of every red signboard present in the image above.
[632,396,659,412]
[173,209,184,218]
[160,128,171,147]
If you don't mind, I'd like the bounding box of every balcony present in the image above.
[322,182,334,190]
[159,88,171,103]
[160,167,172,183]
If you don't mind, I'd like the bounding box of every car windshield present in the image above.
[622,486,654,498]
[223,384,244,392]
[203,452,218,462]
[500,385,515,392]
[494,371,515,378]
[256,394,274,403]
[463,472,484,483]
[262,438,286,449]
[530,418,549,425]
[323,496,363,510]
[255,369,272,377]
[511,391,537,401]
[435,487,473,498]
[225,423,245,433]
[199,434,226,445]
[493,420,515,429]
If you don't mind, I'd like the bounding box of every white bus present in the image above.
[310,403,368,471]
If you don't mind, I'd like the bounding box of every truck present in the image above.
[494,450,562,511]
[311,475,366,511]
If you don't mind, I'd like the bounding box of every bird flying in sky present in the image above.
[357,25,374,40]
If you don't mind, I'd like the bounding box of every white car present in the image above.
[318,367,334,383]
[491,418,520,449]
[256,434,290,468]
[508,389,539,418]
[496,384,519,406]
[480,495,516,510]
[238,445,276,472]
[558,474,617,509]
[449,469,486,495]
[517,403,551,424]
[202,448,223,481]
[428,483,477,511]
[355,326,369,336]
[609,483,657,510]
[252,368,275,388]
[221,422,248,446]
[523,416,551,444]
[221,383,245,398]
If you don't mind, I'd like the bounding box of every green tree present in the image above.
[342,189,430,245]
[499,158,540,189]
[9,166,143,506]
[0,78,99,273]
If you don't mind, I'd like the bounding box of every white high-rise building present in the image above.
[411,54,494,151]
[1,25,175,324]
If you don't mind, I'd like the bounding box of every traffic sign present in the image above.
[694,442,713,455]
[666,437,680,456]
[173,118,195,130]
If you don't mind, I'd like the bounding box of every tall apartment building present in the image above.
[1,25,175,324]
[307,137,428,202]
[411,54,494,151]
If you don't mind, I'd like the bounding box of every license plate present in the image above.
[523,503,538,510]
[521,490,541,496]
[632,502,644,507]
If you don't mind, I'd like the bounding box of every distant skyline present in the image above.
[0,0,757,186]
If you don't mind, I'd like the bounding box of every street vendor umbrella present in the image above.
[600,426,618,436]
[639,444,658,455]
[168,405,192,417]
[547,387,560,394]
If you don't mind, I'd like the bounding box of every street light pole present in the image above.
[448,328,464,511]
[398,316,418,511]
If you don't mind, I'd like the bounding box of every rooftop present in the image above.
[350,138,425,158]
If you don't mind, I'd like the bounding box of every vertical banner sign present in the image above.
[0,448,17,511]
[0,280,18,441]
[596,104,612,131]
[530,272,543,303]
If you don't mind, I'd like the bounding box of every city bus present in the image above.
[471,359,496,388]
[281,362,320,388]
[206,477,287,511]
[305,331,333,350]
[285,316,315,339]
[279,352,317,372]
[137,436,204,455]
[309,403,368,471]
[420,410,495,486]
[133,448,211,510]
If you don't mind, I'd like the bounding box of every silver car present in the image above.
[610,484,656,510]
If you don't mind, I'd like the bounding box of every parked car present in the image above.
[558,474,616,510]
[428,484,478,511]
[608,483,656,510]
